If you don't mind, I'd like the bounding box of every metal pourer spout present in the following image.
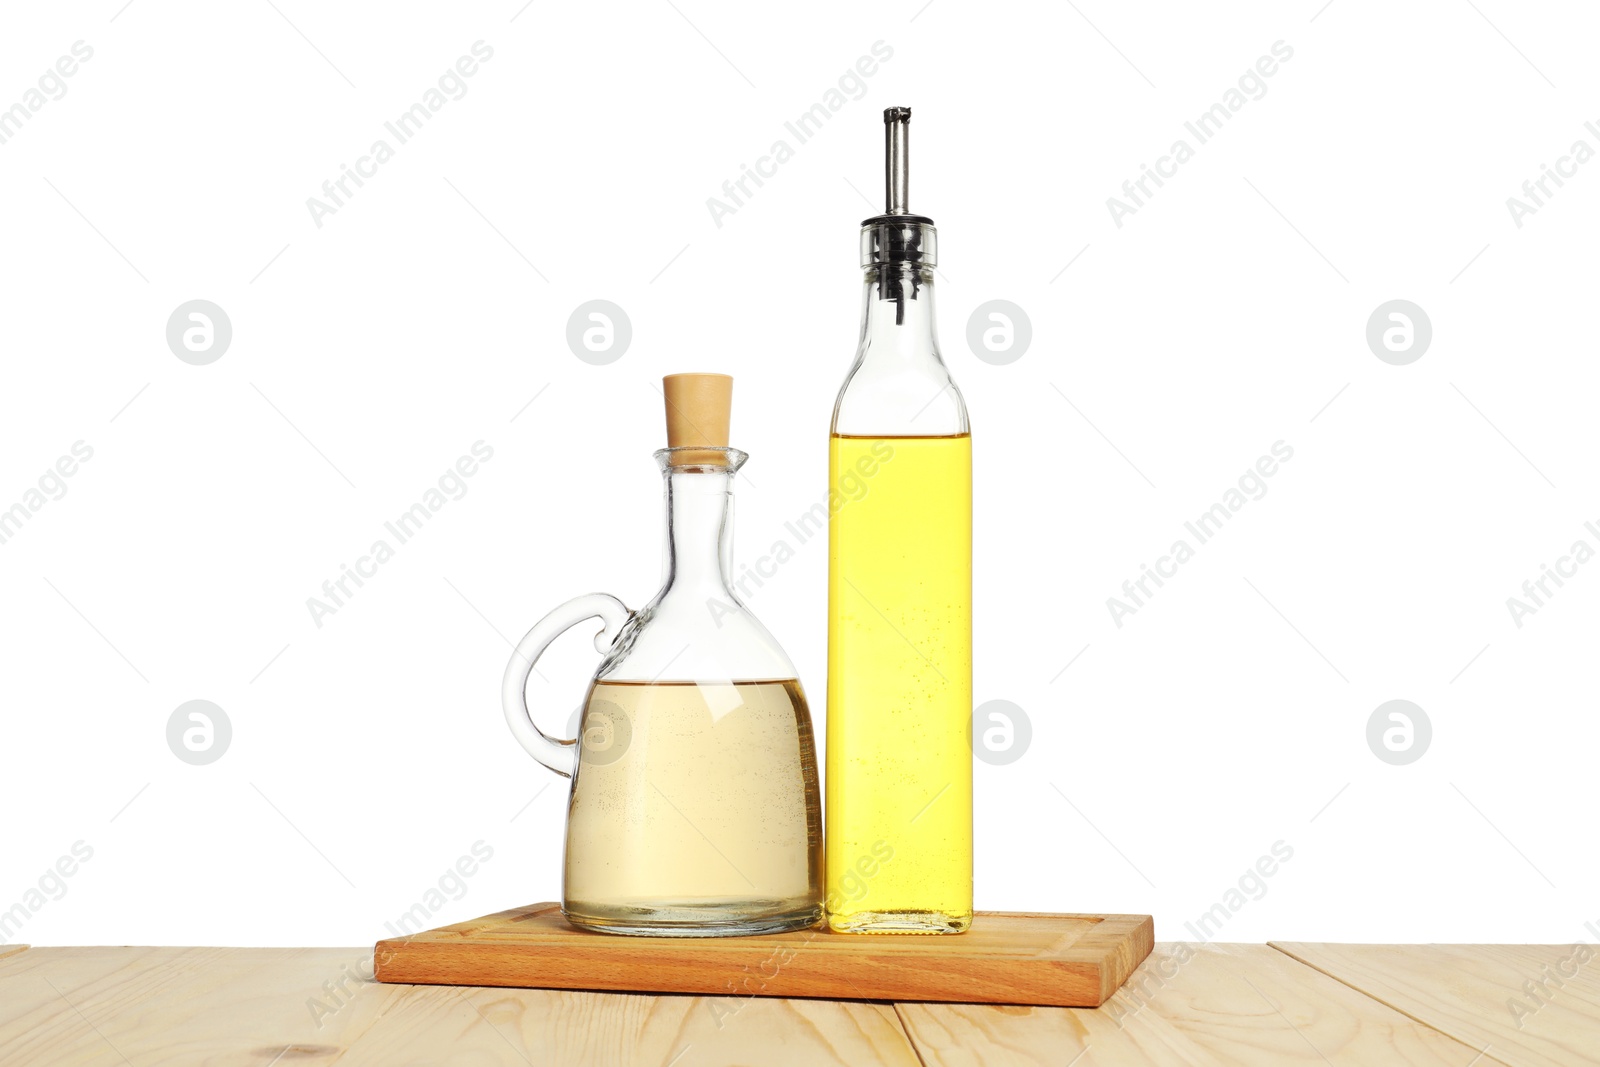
[861,107,937,323]
[885,107,911,214]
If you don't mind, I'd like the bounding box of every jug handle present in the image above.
[501,593,632,779]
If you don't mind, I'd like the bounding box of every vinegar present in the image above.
[564,679,823,935]
[826,433,973,932]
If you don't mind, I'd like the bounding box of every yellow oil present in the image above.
[826,434,972,933]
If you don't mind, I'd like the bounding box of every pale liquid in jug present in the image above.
[563,678,823,934]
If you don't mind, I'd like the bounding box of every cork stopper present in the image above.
[662,373,733,466]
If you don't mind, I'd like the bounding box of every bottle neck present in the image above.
[859,264,938,360]
[833,263,966,436]
[659,468,736,599]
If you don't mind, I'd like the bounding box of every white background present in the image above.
[2,0,1597,949]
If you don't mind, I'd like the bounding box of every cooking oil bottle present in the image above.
[826,108,972,933]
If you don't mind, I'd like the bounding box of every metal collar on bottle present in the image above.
[859,215,937,269]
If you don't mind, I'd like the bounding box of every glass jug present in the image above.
[501,375,823,936]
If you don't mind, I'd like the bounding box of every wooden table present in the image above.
[2,941,1595,1064]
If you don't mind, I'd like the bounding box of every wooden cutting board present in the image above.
[374,903,1153,1007]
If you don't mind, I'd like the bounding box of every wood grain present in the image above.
[1274,942,1600,1067]
[374,902,1154,1007]
[4,944,1580,1065]
[340,985,923,1066]
[895,942,1510,1066]
[0,945,406,1066]
[0,947,923,1066]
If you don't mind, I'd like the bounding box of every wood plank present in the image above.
[0,945,29,964]
[342,985,923,1066]
[375,902,1153,1007]
[895,942,1509,1066]
[0,947,922,1066]
[1274,942,1600,1067]
[0,946,410,1066]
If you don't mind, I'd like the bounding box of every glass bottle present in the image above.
[826,108,973,933]
[502,374,823,936]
